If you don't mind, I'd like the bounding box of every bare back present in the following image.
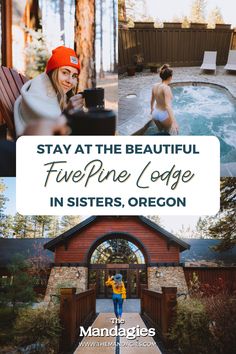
[152,83,173,110]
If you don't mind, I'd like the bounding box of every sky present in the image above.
[2,177,203,234]
[144,0,236,26]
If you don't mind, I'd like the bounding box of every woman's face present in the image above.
[58,66,79,93]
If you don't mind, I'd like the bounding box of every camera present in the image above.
[66,108,116,135]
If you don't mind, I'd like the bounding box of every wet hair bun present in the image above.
[160,64,170,72]
[159,63,173,80]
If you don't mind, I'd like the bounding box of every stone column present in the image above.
[148,266,188,294]
[44,266,88,302]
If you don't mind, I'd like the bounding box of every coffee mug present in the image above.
[79,87,104,110]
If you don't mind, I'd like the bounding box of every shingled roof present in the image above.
[0,237,235,267]
[0,238,53,267]
[181,239,236,266]
[43,216,190,252]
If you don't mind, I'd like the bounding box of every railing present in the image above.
[119,26,233,72]
[59,287,96,351]
[141,287,177,338]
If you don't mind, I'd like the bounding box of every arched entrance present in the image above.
[88,233,147,298]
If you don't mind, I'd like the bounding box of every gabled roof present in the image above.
[0,238,53,267]
[181,238,236,266]
[0,237,235,268]
[44,216,190,252]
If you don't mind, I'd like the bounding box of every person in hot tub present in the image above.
[150,64,179,135]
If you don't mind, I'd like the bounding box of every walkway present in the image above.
[74,313,162,354]
[97,73,118,114]
[96,299,140,313]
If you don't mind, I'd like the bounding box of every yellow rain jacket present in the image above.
[105,277,126,299]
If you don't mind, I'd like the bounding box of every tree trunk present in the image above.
[99,0,104,78]
[113,0,117,72]
[75,0,96,91]
[60,0,65,43]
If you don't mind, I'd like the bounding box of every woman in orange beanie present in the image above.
[14,46,83,137]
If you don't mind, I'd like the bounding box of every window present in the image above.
[90,238,145,264]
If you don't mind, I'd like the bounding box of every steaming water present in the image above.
[145,85,236,163]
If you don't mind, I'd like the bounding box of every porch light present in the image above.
[76,271,81,279]
[155,270,163,278]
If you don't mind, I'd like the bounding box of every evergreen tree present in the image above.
[0,215,14,238]
[60,215,82,232]
[174,224,197,239]
[0,179,10,238]
[208,178,236,251]
[12,213,32,238]
[0,255,35,313]
[190,0,207,23]
[118,0,126,22]
[195,216,214,238]
[147,215,161,226]
[34,216,54,237]
[208,6,224,28]
[0,179,8,217]
[47,216,61,238]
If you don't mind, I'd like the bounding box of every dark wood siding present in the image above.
[119,27,233,72]
[55,217,180,264]
[184,267,236,293]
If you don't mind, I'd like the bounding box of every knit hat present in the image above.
[114,274,122,282]
[46,46,80,74]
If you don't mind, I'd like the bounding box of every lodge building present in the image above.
[1,216,235,299]
[43,216,190,300]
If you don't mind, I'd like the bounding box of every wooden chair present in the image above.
[0,66,28,140]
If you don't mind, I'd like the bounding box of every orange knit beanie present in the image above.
[46,46,80,74]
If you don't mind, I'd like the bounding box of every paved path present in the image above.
[96,299,140,313]
[74,312,162,354]
[97,73,118,113]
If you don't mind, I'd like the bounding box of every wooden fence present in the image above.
[59,287,96,351]
[141,286,177,338]
[184,267,236,293]
[119,26,233,72]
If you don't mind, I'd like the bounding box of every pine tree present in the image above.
[190,0,207,23]
[47,216,61,238]
[208,6,224,28]
[60,215,82,232]
[208,178,236,250]
[147,215,161,226]
[0,179,8,217]
[12,213,32,238]
[118,0,126,22]
[0,255,35,313]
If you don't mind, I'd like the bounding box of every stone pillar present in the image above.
[44,266,88,302]
[148,266,188,294]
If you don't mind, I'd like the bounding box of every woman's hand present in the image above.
[67,94,84,112]
[23,115,69,135]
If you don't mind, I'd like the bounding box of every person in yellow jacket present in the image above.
[105,274,126,319]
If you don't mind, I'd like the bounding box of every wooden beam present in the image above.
[1,0,13,67]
